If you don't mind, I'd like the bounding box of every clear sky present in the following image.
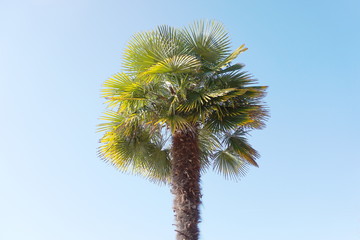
[1,0,359,239]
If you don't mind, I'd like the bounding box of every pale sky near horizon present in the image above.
[1,0,359,239]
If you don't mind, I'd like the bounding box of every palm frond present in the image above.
[142,55,201,75]
[97,111,125,132]
[99,128,171,183]
[135,133,171,183]
[155,114,193,132]
[176,90,209,113]
[198,128,221,172]
[205,113,252,133]
[101,72,132,98]
[216,63,244,74]
[122,31,159,73]
[212,150,248,180]
[208,71,256,89]
[102,72,148,111]
[182,20,231,64]
[215,44,248,70]
[223,130,260,167]
[123,26,189,74]
[177,88,245,114]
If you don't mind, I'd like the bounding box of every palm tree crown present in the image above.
[99,20,268,183]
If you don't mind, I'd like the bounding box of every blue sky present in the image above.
[1,0,359,239]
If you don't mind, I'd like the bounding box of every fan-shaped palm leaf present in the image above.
[142,55,201,75]
[223,129,260,167]
[212,149,248,180]
[182,20,231,65]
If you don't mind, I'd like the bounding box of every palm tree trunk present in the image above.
[171,128,201,240]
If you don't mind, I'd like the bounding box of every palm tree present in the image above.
[98,20,268,240]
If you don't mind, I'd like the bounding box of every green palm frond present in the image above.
[182,20,231,64]
[99,128,171,183]
[198,128,221,172]
[205,113,252,133]
[177,88,246,114]
[102,72,148,111]
[156,25,189,56]
[206,88,239,98]
[204,88,251,104]
[215,105,258,117]
[208,71,255,89]
[123,27,188,74]
[142,55,201,75]
[144,147,171,183]
[97,111,125,132]
[122,31,163,73]
[176,90,209,113]
[157,25,178,41]
[216,63,244,74]
[155,114,194,132]
[99,132,133,171]
[212,150,248,180]
[241,86,268,100]
[215,44,248,70]
[101,72,132,98]
[133,132,171,183]
[223,129,260,167]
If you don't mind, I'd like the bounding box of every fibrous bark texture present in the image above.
[171,128,201,240]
